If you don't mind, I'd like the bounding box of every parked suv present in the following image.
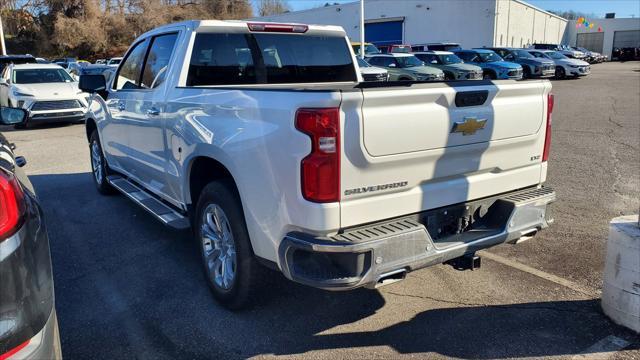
[366,53,445,81]
[0,107,62,359]
[484,47,555,78]
[412,43,462,52]
[454,49,523,80]
[80,20,555,310]
[530,44,585,60]
[412,51,483,80]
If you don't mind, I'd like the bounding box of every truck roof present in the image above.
[414,51,454,55]
[138,20,347,39]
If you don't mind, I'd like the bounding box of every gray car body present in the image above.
[412,51,483,80]
[0,131,61,359]
[365,54,444,81]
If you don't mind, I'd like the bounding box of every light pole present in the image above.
[0,14,6,55]
[359,0,364,59]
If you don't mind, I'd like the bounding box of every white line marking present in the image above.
[478,251,601,297]
[572,335,631,359]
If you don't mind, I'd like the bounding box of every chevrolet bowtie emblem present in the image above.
[451,117,487,136]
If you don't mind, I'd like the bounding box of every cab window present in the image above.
[140,33,179,89]
[114,39,150,90]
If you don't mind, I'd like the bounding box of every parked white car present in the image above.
[0,64,89,127]
[106,57,123,67]
[356,57,388,81]
[528,50,590,78]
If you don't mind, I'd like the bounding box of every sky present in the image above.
[280,0,640,18]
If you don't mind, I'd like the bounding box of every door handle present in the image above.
[147,107,160,116]
[118,102,125,111]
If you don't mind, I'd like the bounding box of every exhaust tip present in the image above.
[375,269,407,288]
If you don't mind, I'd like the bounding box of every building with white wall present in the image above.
[255,0,567,49]
[563,17,640,58]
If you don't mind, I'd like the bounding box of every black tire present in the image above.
[89,131,116,195]
[195,180,264,310]
[13,123,27,129]
[483,71,496,80]
[444,72,454,81]
[555,66,566,79]
[523,66,532,79]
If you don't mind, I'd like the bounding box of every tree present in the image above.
[258,0,289,16]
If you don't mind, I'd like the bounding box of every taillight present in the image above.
[542,93,554,162]
[0,169,26,240]
[247,23,308,33]
[295,108,340,203]
[0,339,29,360]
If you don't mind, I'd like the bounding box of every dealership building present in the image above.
[256,0,568,49]
[563,17,640,58]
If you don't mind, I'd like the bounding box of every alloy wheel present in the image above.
[201,204,237,290]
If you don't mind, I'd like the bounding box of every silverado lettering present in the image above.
[344,181,409,196]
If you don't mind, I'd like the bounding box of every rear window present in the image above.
[187,33,356,86]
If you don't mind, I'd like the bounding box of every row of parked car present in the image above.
[353,42,596,82]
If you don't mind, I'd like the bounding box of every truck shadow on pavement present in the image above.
[29,172,636,360]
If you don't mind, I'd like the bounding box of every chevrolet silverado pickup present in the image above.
[79,20,556,310]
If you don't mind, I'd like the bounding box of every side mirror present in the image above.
[0,107,27,125]
[79,74,106,93]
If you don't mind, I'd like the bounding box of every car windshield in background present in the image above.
[187,33,356,85]
[357,58,371,67]
[514,50,535,59]
[396,56,424,68]
[479,52,503,62]
[546,51,567,60]
[438,54,463,64]
[13,68,74,83]
[110,59,121,64]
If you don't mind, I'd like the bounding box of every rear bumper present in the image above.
[279,186,555,290]
[6,309,61,360]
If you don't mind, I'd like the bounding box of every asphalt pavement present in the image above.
[3,61,639,359]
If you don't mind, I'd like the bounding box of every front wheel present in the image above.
[555,66,566,79]
[89,131,116,195]
[195,180,264,310]
[523,66,532,79]
[483,72,496,80]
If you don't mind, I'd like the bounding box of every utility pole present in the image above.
[0,14,6,55]
[359,0,364,59]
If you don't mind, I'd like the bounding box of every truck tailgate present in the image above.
[339,80,552,228]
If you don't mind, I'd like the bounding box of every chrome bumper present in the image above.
[279,186,556,290]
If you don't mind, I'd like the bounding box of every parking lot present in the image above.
[2,61,639,359]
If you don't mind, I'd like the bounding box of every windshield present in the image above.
[352,44,380,56]
[478,51,503,62]
[546,51,567,60]
[513,50,535,59]
[438,54,463,64]
[357,58,371,67]
[396,56,424,68]
[13,68,74,83]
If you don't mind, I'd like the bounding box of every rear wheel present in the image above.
[195,180,264,310]
[89,131,116,195]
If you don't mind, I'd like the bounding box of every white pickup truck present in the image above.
[79,20,556,309]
